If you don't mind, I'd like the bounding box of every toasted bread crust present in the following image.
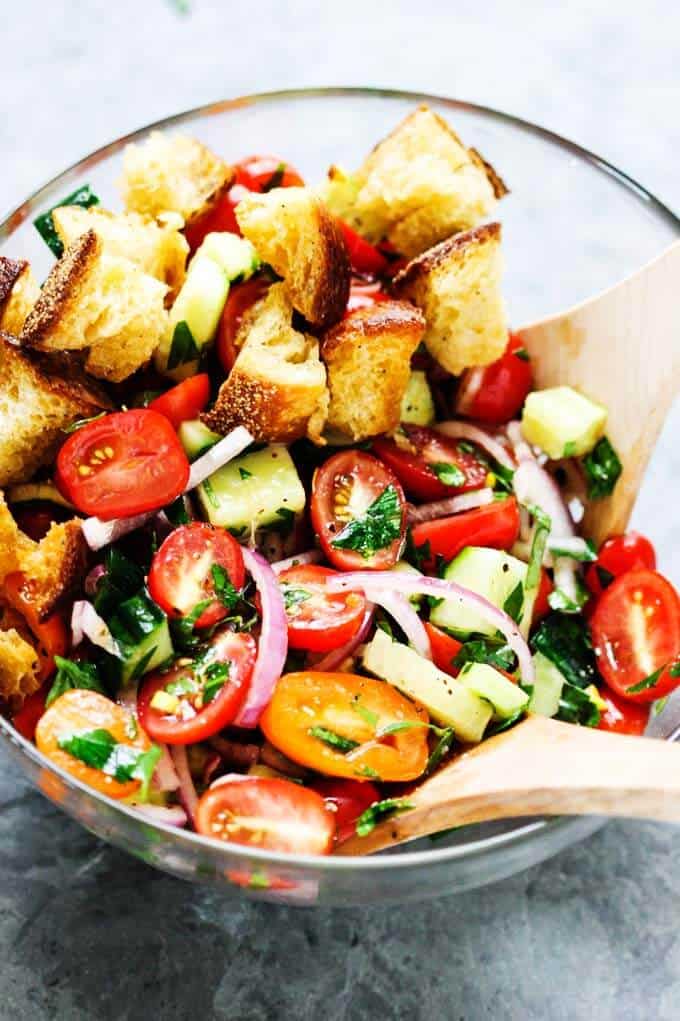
[308,204,351,329]
[468,148,509,200]
[322,300,425,360]
[393,222,502,290]
[0,627,40,707]
[20,230,99,347]
[0,258,27,308]
[15,519,87,622]
[201,368,321,444]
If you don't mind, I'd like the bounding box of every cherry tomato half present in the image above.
[183,183,250,251]
[338,222,389,277]
[585,532,657,597]
[4,572,69,677]
[138,629,256,744]
[278,565,366,653]
[11,688,47,742]
[216,275,271,374]
[424,622,462,677]
[55,410,190,520]
[260,671,429,782]
[148,523,246,629]
[345,279,391,314]
[373,426,488,503]
[311,777,381,844]
[149,374,211,431]
[311,451,406,571]
[195,776,335,854]
[410,497,521,572]
[590,570,680,703]
[233,155,305,192]
[597,686,648,735]
[36,690,152,799]
[533,569,554,625]
[455,334,533,424]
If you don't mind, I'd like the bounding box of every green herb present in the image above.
[596,566,615,589]
[555,683,600,727]
[228,525,247,539]
[485,709,525,736]
[201,478,219,510]
[514,347,530,362]
[211,564,240,609]
[582,436,622,500]
[167,320,199,371]
[453,639,516,673]
[239,467,253,480]
[170,599,212,650]
[431,462,466,488]
[273,506,296,536]
[355,798,415,837]
[58,728,116,769]
[165,675,199,697]
[34,184,100,256]
[376,617,394,638]
[549,539,597,563]
[491,463,515,494]
[63,411,107,435]
[426,727,455,773]
[562,441,578,458]
[281,586,312,612]
[354,765,381,780]
[531,612,599,689]
[503,581,524,623]
[46,657,106,707]
[261,163,286,192]
[164,496,191,527]
[547,577,589,614]
[627,666,665,695]
[378,720,420,736]
[93,548,144,618]
[669,661,680,679]
[524,504,552,594]
[248,870,270,889]
[308,726,359,753]
[350,696,379,728]
[58,728,160,800]
[203,661,230,704]
[332,485,402,559]
[652,696,669,716]
[130,645,160,682]
[404,528,431,570]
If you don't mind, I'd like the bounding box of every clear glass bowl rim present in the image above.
[1,85,678,876]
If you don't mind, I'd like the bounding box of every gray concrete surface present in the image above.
[2,1,680,1017]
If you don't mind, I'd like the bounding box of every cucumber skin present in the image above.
[197,445,306,533]
[101,593,173,688]
[430,547,527,638]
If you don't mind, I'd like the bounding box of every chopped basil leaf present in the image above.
[549,538,597,563]
[46,656,106,707]
[93,548,144,618]
[228,525,247,538]
[170,599,213,650]
[58,728,116,769]
[563,441,578,458]
[165,675,199,697]
[453,639,516,673]
[248,870,270,889]
[308,726,359,753]
[34,184,100,257]
[354,764,381,780]
[596,565,615,589]
[670,661,680,679]
[403,528,431,570]
[378,720,421,736]
[332,485,403,559]
[164,496,191,526]
[202,661,230,704]
[261,163,286,192]
[355,798,415,837]
[485,709,525,736]
[426,727,455,773]
[514,347,530,362]
[524,504,552,593]
[430,462,466,488]
[211,564,240,609]
[627,665,665,694]
[272,506,296,536]
[555,683,600,727]
[63,411,107,435]
[167,320,199,370]
[653,696,669,716]
[350,696,379,728]
[490,463,515,494]
[239,467,253,480]
[503,581,524,623]
[547,577,589,614]
[376,617,394,638]
[281,586,312,612]
[531,612,599,689]
[582,436,622,500]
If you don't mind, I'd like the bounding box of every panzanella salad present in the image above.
[1,106,678,863]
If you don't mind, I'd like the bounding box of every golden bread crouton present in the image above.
[0,628,40,706]
[52,205,188,301]
[20,230,168,382]
[201,283,328,443]
[0,257,41,335]
[0,491,33,580]
[322,300,425,441]
[349,106,506,258]
[0,333,109,486]
[235,187,350,329]
[394,223,506,376]
[120,131,234,227]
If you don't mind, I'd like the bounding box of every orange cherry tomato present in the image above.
[260,671,429,782]
[36,690,152,799]
[3,572,69,679]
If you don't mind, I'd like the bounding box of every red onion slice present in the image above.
[153,744,180,793]
[454,366,484,415]
[506,420,536,463]
[134,803,188,827]
[82,511,154,552]
[407,487,494,525]
[84,563,107,597]
[233,549,288,728]
[327,572,534,686]
[513,460,575,539]
[371,591,431,660]
[271,549,324,574]
[70,600,120,656]
[435,421,515,471]
[314,603,375,672]
[169,745,199,827]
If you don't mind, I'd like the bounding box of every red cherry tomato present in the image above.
[216,276,271,374]
[597,686,648,735]
[195,776,335,854]
[233,155,305,192]
[373,426,488,502]
[278,565,366,653]
[311,451,406,571]
[311,777,381,844]
[424,622,462,677]
[138,629,256,744]
[55,410,190,520]
[11,688,47,742]
[149,374,211,430]
[345,279,391,314]
[3,573,69,679]
[410,498,521,572]
[377,240,409,278]
[183,184,250,251]
[590,570,680,703]
[338,222,389,276]
[456,334,533,424]
[585,532,657,597]
[148,522,245,629]
[533,569,554,624]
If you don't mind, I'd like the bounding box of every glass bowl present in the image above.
[1,88,678,907]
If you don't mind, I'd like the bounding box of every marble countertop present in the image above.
[2,2,680,1017]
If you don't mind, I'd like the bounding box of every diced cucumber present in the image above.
[521,386,607,460]
[178,418,221,461]
[430,546,528,638]
[458,662,528,719]
[197,444,305,534]
[7,482,75,509]
[390,560,423,607]
[198,232,259,280]
[529,651,565,717]
[400,370,435,426]
[362,629,493,742]
[101,593,173,687]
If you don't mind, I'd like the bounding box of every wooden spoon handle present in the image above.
[337,716,680,856]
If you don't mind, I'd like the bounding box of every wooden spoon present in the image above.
[339,240,680,857]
